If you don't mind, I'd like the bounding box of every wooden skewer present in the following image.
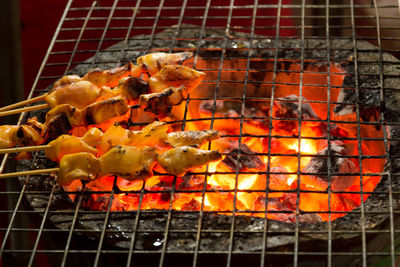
[0,94,47,112]
[0,103,49,117]
[0,145,51,155]
[0,168,59,179]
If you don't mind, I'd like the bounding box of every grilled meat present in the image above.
[137,52,193,75]
[148,65,205,93]
[165,130,220,148]
[158,146,222,175]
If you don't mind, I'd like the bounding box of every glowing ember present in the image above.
[64,60,385,223]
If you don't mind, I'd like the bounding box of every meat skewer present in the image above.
[0,52,195,114]
[0,145,222,186]
[0,122,220,162]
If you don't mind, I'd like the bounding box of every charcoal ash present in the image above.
[222,144,266,172]
[302,142,358,191]
[274,95,319,121]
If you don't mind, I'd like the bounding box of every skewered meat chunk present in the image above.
[137,52,193,75]
[148,65,205,93]
[82,62,139,88]
[84,97,129,125]
[127,121,168,147]
[117,76,148,100]
[139,86,187,116]
[0,118,46,149]
[58,152,100,186]
[81,127,104,147]
[44,128,103,161]
[52,75,82,89]
[99,146,157,181]
[45,97,129,128]
[158,146,222,175]
[0,126,18,148]
[45,135,98,162]
[99,121,168,153]
[58,146,158,185]
[45,81,101,110]
[165,130,220,148]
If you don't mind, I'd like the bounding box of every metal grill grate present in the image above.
[1,0,400,266]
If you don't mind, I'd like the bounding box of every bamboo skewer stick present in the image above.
[0,94,47,112]
[0,145,51,154]
[0,103,49,117]
[0,168,59,179]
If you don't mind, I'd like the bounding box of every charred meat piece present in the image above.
[302,143,358,191]
[139,86,187,117]
[158,146,222,175]
[99,146,157,181]
[117,76,148,100]
[137,52,193,75]
[58,152,100,186]
[148,65,205,93]
[45,81,101,110]
[45,97,129,128]
[83,62,141,88]
[84,97,129,125]
[46,113,73,139]
[165,130,220,148]
[0,119,46,149]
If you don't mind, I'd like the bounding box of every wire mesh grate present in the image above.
[1,0,400,266]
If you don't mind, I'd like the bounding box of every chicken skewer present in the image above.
[0,52,195,114]
[0,145,222,186]
[0,121,220,162]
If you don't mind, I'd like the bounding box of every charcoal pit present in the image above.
[16,26,400,265]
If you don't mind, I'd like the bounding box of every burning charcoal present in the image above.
[302,143,358,191]
[222,144,265,172]
[181,199,200,211]
[199,100,269,130]
[334,78,381,123]
[273,95,320,135]
[274,95,319,120]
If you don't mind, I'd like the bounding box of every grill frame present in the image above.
[1,0,400,266]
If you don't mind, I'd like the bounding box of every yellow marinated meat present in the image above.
[137,52,193,75]
[58,152,101,186]
[52,75,82,89]
[84,97,129,125]
[158,146,222,175]
[99,146,158,181]
[81,127,104,147]
[45,80,100,109]
[45,97,129,128]
[0,126,18,148]
[99,124,131,154]
[165,130,220,148]
[147,65,205,93]
[99,121,168,153]
[45,135,98,162]
[128,121,168,147]
[83,62,141,88]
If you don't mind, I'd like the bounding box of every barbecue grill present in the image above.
[1,0,400,266]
